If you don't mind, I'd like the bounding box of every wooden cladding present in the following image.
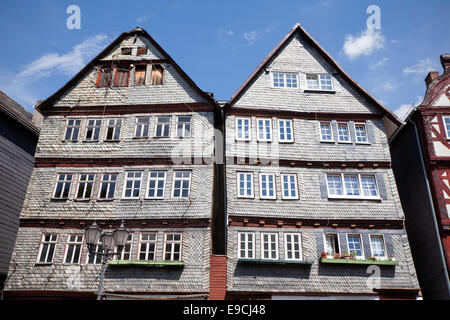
[96,68,113,88]
[134,65,146,86]
[136,47,147,56]
[151,65,164,85]
[114,67,130,87]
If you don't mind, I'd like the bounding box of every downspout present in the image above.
[410,117,450,294]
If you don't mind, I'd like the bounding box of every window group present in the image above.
[322,233,389,260]
[319,121,370,144]
[96,62,164,88]
[271,72,334,91]
[52,170,192,200]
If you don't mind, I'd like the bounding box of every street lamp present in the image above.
[85,221,129,300]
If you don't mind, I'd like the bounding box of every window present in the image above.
[324,234,340,257]
[134,65,146,86]
[138,233,157,260]
[337,123,350,143]
[121,47,132,55]
[235,117,251,141]
[164,233,182,261]
[37,234,57,264]
[87,241,103,264]
[64,235,83,264]
[114,234,133,260]
[123,171,143,199]
[114,67,130,87]
[85,119,102,141]
[76,174,95,199]
[97,68,113,88]
[154,116,171,137]
[261,233,278,260]
[134,117,150,138]
[237,172,254,198]
[281,174,298,199]
[354,123,368,143]
[105,119,122,141]
[278,119,293,142]
[370,235,387,259]
[99,174,118,199]
[136,47,147,56]
[257,118,272,141]
[238,232,255,259]
[320,122,333,142]
[176,116,192,138]
[147,171,166,199]
[306,74,334,91]
[172,171,191,198]
[259,173,276,199]
[347,234,364,259]
[285,233,302,260]
[64,119,82,141]
[326,173,379,199]
[443,116,450,139]
[53,174,73,199]
[151,64,164,85]
[272,72,298,88]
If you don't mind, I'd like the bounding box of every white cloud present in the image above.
[403,58,439,76]
[343,28,385,60]
[394,96,423,120]
[243,23,277,45]
[370,57,389,70]
[218,27,234,39]
[18,34,109,80]
[378,81,396,92]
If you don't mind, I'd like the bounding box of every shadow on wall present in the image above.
[234,264,312,279]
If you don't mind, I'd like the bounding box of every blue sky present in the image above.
[0,0,448,119]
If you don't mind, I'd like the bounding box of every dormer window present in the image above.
[306,74,334,91]
[272,72,298,88]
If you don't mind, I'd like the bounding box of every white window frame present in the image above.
[238,232,255,259]
[280,173,298,200]
[122,171,143,199]
[105,118,122,141]
[146,171,166,199]
[52,173,74,199]
[306,74,334,91]
[154,116,171,138]
[84,118,102,142]
[443,116,450,140]
[323,233,340,258]
[284,233,302,261]
[98,173,118,200]
[337,122,351,143]
[354,122,369,144]
[261,232,279,260]
[319,121,334,142]
[36,234,58,264]
[237,172,254,198]
[63,234,84,264]
[163,232,182,261]
[134,116,150,138]
[369,234,387,260]
[278,119,294,143]
[138,232,157,261]
[64,119,82,141]
[235,117,251,141]
[346,234,365,259]
[75,173,96,200]
[271,72,299,89]
[114,234,134,261]
[171,171,192,198]
[257,118,273,142]
[175,115,192,138]
[259,173,276,200]
[326,173,380,200]
[86,241,103,264]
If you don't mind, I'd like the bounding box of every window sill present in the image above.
[104,139,121,143]
[97,198,115,202]
[73,198,91,202]
[355,142,371,145]
[304,89,336,93]
[337,141,353,144]
[82,140,101,143]
[108,260,184,268]
[238,258,313,265]
[320,140,335,144]
[279,141,295,144]
[132,137,149,140]
[327,196,381,201]
[35,263,53,266]
[50,198,69,201]
[320,258,397,266]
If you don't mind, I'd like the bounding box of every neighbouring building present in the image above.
[223,24,420,300]
[3,27,221,300]
[0,91,39,290]
[390,54,450,300]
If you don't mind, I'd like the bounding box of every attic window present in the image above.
[114,67,130,87]
[136,47,147,56]
[121,47,132,55]
[97,68,113,88]
[134,65,146,86]
[151,64,164,85]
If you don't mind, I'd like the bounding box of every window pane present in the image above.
[344,175,360,196]
[327,175,343,196]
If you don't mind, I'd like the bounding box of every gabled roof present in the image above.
[226,24,402,126]
[37,27,216,112]
[0,90,39,135]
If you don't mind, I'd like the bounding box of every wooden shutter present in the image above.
[134,65,146,86]
[151,65,164,85]
[136,47,147,56]
[98,68,112,88]
[114,67,130,87]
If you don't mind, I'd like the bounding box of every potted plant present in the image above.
[333,253,341,259]
[342,251,351,259]
[320,252,328,259]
